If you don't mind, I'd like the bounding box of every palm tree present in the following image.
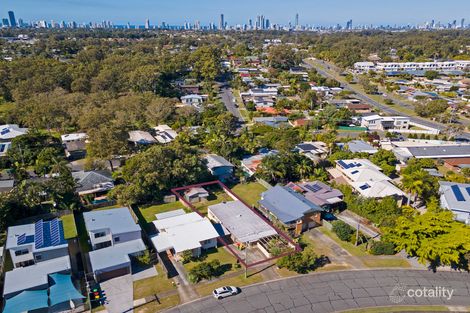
[296,158,313,179]
[401,170,433,206]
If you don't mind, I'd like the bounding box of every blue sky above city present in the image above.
[3,0,470,26]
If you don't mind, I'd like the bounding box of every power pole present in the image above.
[244,242,248,278]
[355,223,360,246]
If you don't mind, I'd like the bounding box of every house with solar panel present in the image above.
[335,159,406,202]
[154,124,178,144]
[83,207,146,281]
[0,124,28,157]
[294,141,329,162]
[5,219,69,269]
[439,181,470,225]
[2,219,85,312]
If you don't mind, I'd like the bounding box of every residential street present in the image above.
[302,59,453,133]
[220,86,245,122]
[166,269,470,313]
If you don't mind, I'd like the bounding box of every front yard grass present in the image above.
[133,264,177,300]
[60,214,78,239]
[319,227,411,268]
[318,227,369,257]
[361,257,410,268]
[134,294,180,313]
[195,272,264,297]
[231,182,267,206]
[183,247,238,274]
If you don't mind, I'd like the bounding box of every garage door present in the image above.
[96,266,130,282]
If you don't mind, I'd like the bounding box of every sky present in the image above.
[2,0,470,26]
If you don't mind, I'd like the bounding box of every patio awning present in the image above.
[49,273,85,306]
[3,289,49,313]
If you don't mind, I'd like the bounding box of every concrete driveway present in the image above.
[100,274,134,313]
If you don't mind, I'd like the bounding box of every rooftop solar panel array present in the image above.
[35,220,44,249]
[451,185,465,202]
[34,218,67,249]
[305,184,322,193]
[0,128,10,135]
[466,187,470,197]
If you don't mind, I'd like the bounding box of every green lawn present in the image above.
[133,264,177,300]
[319,227,411,268]
[60,214,78,239]
[319,227,369,257]
[75,213,91,253]
[183,247,238,274]
[134,295,180,313]
[193,192,232,215]
[195,272,264,296]
[138,202,186,224]
[231,182,267,206]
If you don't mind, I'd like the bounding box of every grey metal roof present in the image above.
[155,209,186,220]
[72,170,113,193]
[259,186,323,224]
[204,154,234,170]
[439,181,470,214]
[347,140,378,153]
[83,207,141,234]
[407,145,470,158]
[89,239,146,272]
[3,256,71,297]
[208,201,277,243]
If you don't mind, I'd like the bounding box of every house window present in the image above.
[94,232,106,239]
[15,249,29,256]
[114,237,120,243]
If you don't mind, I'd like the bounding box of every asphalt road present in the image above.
[166,269,470,313]
[220,86,245,122]
[302,59,449,132]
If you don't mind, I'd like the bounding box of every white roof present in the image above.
[3,256,71,297]
[153,125,177,144]
[336,159,388,183]
[151,212,219,253]
[351,180,406,198]
[155,209,186,220]
[361,114,382,121]
[89,239,146,272]
[83,207,141,235]
[0,124,28,140]
[60,133,87,142]
[208,201,277,243]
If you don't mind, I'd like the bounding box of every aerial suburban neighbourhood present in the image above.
[0,2,470,313]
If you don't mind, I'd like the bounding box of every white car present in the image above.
[212,286,239,299]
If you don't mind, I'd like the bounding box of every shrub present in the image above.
[332,220,355,242]
[135,250,152,266]
[180,250,194,264]
[188,259,221,283]
[369,241,396,255]
[276,247,321,274]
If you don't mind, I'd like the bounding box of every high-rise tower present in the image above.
[8,11,16,27]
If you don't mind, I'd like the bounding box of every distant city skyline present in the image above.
[3,0,470,26]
